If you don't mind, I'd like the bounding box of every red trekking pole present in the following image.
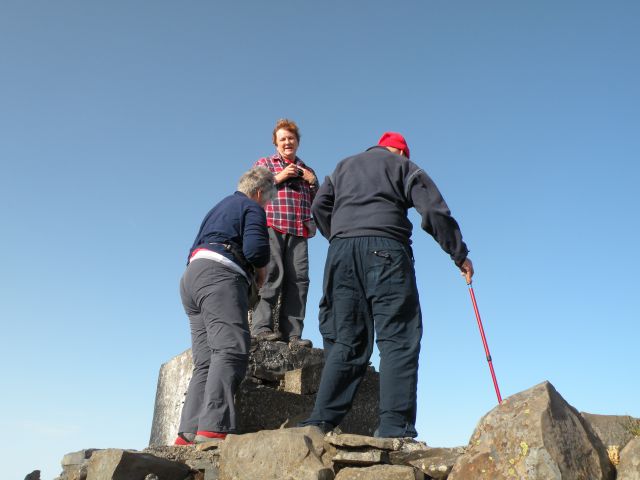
[468,283,503,404]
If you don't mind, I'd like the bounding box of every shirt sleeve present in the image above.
[242,204,270,268]
[311,176,335,240]
[407,168,469,267]
[253,157,270,170]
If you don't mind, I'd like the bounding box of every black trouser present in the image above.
[304,236,422,438]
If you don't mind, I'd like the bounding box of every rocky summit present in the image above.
[45,343,639,480]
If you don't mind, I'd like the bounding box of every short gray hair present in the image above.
[237,166,276,201]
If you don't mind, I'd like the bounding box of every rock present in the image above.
[150,346,380,445]
[334,465,424,480]
[326,433,402,451]
[581,412,639,450]
[149,349,194,446]
[618,437,640,480]
[218,429,334,480]
[195,439,224,451]
[332,449,389,465]
[24,471,40,480]
[390,447,466,479]
[143,445,219,479]
[249,341,325,384]
[56,449,100,480]
[86,449,192,480]
[448,381,615,480]
[284,363,324,394]
[62,450,99,466]
[235,380,316,431]
[55,464,88,480]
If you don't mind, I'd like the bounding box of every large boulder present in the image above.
[581,412,639,450]
[448,381,615,480]
[217,427,334,480]
[85,449,191,480]
[618,437,640,480]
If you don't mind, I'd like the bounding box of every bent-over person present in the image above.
[175,167,275,445]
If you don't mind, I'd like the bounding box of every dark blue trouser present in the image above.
[304,236,422,438]
[178,259,250,434]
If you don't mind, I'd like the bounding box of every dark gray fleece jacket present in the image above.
[312,146,469,267]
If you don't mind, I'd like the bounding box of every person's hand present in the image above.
[300,167,316,185]
[460,258,474,285]
[255,266,267,289]
[275,163,301,184]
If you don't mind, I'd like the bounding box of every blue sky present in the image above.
[1,1,638,478]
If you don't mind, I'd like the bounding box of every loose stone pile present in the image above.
[52,380,640,479]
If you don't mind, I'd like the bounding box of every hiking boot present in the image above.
[253,330,282,342]
[288,336,312,348]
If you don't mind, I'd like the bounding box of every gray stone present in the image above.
[58,465,88,480]
[284,363,324,394]
[332,449,389,465]
[390,447,466,479]
[62,450,99,466]
[448,381,615,480]
[235,380,316,432]
[86,449,191,480]
[326,434,402,451]
[334,465,424,480]
[581,412,640,450]
[143,445,219,480]
[149,349,194,446]
[24,471,40,480]
[218,429,334,480]
[618,437,640,480]
[195,439,224,451]
[248,341,325,384]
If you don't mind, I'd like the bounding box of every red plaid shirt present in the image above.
[254,154,318,238]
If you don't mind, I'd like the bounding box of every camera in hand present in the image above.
[296,167,304,177]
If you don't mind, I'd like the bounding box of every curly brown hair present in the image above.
[272,118,301,145]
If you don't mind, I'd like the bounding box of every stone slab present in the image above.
[335,465,423,480]
[332,449,389,465]
[86,449,191,480]
[284,363,324,394]
[218,429,333,480]
[326,434,402,451]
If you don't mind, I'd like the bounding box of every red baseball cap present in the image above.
[378,132,410,159]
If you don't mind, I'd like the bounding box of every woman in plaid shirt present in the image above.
[251,119,318,348]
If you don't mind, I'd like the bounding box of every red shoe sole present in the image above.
[196,430,227,439]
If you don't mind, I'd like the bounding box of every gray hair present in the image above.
[237,166,276,201]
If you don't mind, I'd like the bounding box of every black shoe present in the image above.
[288,336,312,348]
[253,330,282,342]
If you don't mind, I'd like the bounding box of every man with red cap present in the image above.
[300,132,474,438]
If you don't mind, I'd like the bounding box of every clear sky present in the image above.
[1,1,638,478]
